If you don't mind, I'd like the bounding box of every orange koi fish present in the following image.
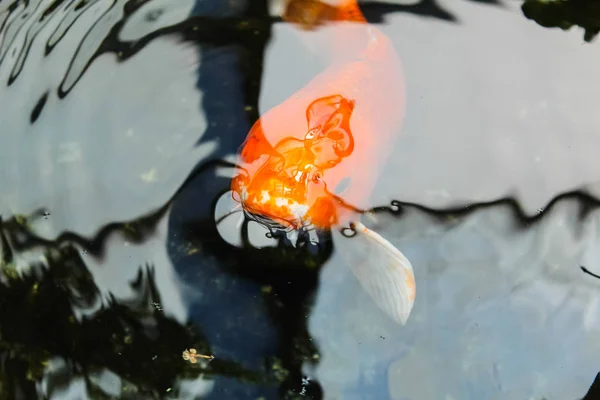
[225,0,415,324]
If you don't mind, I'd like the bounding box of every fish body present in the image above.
[227,0,415,324]
[233,0,404,229]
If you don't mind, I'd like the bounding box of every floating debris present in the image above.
[140,168,158,183]
[182,348,214,364]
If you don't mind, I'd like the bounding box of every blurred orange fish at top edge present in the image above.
[225,0,416,325]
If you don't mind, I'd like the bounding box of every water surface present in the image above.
[0,0,599,399]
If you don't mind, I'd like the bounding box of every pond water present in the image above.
[1,0,600,399]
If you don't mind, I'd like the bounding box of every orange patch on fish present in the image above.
[231,94,356,229]
[406,270,416,302]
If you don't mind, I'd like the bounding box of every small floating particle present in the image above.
[182,348,214,364]
[261,285,273,294]
[141,168,158,183]
[57,142,82,163]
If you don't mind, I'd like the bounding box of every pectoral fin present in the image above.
[333,221,415,324]
[214,191,245,247]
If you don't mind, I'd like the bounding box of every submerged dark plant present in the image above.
[522,0,600,42]
[0,213,270,399]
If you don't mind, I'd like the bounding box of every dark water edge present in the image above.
[1,0,600,399]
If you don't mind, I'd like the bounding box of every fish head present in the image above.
[230,148,337,230]
[304,94,354,167]
[231,94,356,230]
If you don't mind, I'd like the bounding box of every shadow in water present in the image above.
[169,1,328,397]
[522,0,600,42]
[583,372,600,399]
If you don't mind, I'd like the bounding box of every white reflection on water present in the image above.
[262,0,600,214]
[1,24,210,238]
[307,199,600,399]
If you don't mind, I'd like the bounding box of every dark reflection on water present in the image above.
[0,216,263,398]
[2,176,600,398]
[1,0,600,399]
[583,373,600,399]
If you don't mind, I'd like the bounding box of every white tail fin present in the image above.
[333,221,416,324]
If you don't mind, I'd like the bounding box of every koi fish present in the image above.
[222,0,415,324]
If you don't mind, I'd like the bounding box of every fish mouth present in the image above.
[232,184,310,232]
[242,208,294,232]
[243,199,311,232]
